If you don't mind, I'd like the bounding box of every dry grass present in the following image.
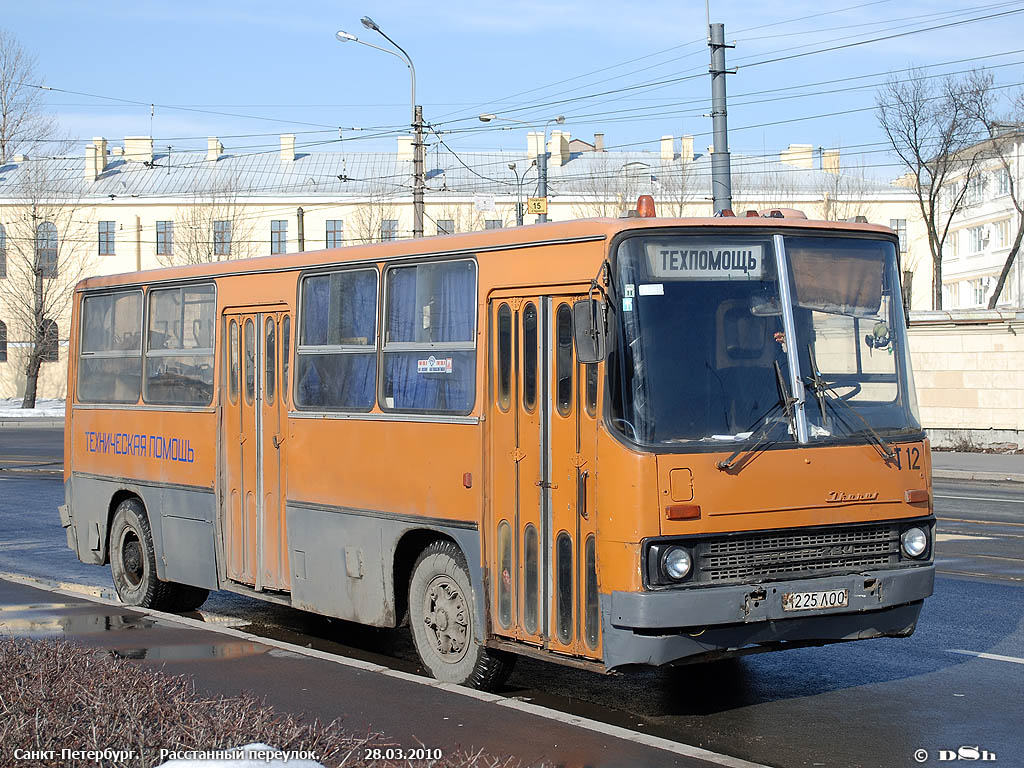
[0,636,521,768]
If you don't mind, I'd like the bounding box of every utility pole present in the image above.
[297,207,305,251]
[537,148,548,223]
[708,22,734,214]
[413,105,425,238]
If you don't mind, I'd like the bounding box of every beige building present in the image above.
[0,131,928,401]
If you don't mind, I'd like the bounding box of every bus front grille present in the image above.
[696,523,900,583]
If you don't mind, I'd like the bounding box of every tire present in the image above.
[408,539,515,690]
[109,498,209,612]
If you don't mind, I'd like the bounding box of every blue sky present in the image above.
[7,0,1024,179]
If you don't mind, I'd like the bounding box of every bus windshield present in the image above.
[608,232,921,447]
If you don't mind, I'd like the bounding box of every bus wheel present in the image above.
[109,498,209,612]
[408,540,514,690]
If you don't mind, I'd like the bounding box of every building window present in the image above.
[271,220,288,255]
[156,221,173,256]
[485,219,503,230]
[436,219,455,235]
[970,278,991,307]
[98,221,116,255]
[0,320,6,362]
[965,175,986,206]
[380,220,399,242]
[213,220,231,257]
[35,221,57,277]
[326,219,343,249]
[994,219,1010,249]
[0,223,6,278]
[968,225,986,254]
[996,167,1011,197]
[942,283,958,309]
[889,219,907,254]
[39,319,58,363]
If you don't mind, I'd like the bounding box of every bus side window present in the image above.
[585,363,598,418]
[296,269,377,411]
[556,304,573,417]
[228,319,239,404]
[497,303,512,411]
[522,302,537,412]
[382,260,476,414]
[244,318,255,405]
[281,315,291,406]
[144,283,216,406]
[265,317,276,405]
[78,290,143,404]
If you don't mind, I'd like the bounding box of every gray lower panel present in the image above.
[602,601,923,670]
[286,503,483,632]
[610,566,935,629]
[66,474,218,590]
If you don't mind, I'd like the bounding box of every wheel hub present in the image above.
[423,576,469,662]
[120,532,144,588]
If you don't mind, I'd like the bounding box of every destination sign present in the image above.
[645,242,764,280]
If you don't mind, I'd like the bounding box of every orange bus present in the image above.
[61,207,934,689]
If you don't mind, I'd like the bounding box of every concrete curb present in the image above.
[932,468,1024,484]
[0,417,65,428]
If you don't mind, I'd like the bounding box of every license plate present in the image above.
[782,589,848,612]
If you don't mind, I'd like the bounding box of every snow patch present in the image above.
[0,398,65,418]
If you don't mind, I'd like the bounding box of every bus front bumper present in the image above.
[602,565,934,670]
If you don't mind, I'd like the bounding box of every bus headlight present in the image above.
[901,527,928,558]
[662,546,693,581]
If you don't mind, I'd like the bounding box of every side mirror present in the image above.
[573,299,606,364]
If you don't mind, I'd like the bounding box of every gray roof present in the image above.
[0,143,905,203]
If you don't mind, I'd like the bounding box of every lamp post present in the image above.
[507,161,536,226]
[478,113,564,223]
[336,18,425,238]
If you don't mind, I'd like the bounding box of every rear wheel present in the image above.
[109,498,209,612]
[408,540,514,690]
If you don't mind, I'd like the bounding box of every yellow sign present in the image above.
[527,197,548,215]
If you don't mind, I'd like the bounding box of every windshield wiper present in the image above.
[806,344,897,465]
[717,361,797,472]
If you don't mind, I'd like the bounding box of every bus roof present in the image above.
[75,215,898,292]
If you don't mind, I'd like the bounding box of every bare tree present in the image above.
[876,69,988,309]
[0,157,94,407]
[164,174,258,266]
[0,28,52,163]
[815,161,878,222]
[655,159,699,217]
[348,184,399,244]
[732,156,800,213]
[959,71,1024,309]
[571,156,650,219]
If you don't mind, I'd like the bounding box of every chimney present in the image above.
[280,133,295,162]
[549,131,571,167]
[780,143,814,169]
[396,135,414,163]
[594,133,605,152]
[124,136,153,164]
[527,131,544,159]
[679,135,694,163]
[822,149,840,174]
[207,137,223,161]
[660,135,675,163]
[84,137,107,181]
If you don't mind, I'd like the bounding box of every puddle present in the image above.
[108,640,265,661]
[0,607,156,637]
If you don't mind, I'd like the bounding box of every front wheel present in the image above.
[109,498,209,612]
[408,540,514,690]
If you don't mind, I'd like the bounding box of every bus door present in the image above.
[222,309,292,592]
[487,293,600,659]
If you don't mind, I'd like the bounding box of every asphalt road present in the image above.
[1,427,1021,768]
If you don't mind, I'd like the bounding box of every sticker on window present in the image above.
[622,297,634,312]
[638,283,664,296]
[624,283,635,298]
[645,242,764,280]
[417,356,453,374]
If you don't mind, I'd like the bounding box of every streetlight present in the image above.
[335,19,425,238]
[478,113,564,223]
[507,161,536,226]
